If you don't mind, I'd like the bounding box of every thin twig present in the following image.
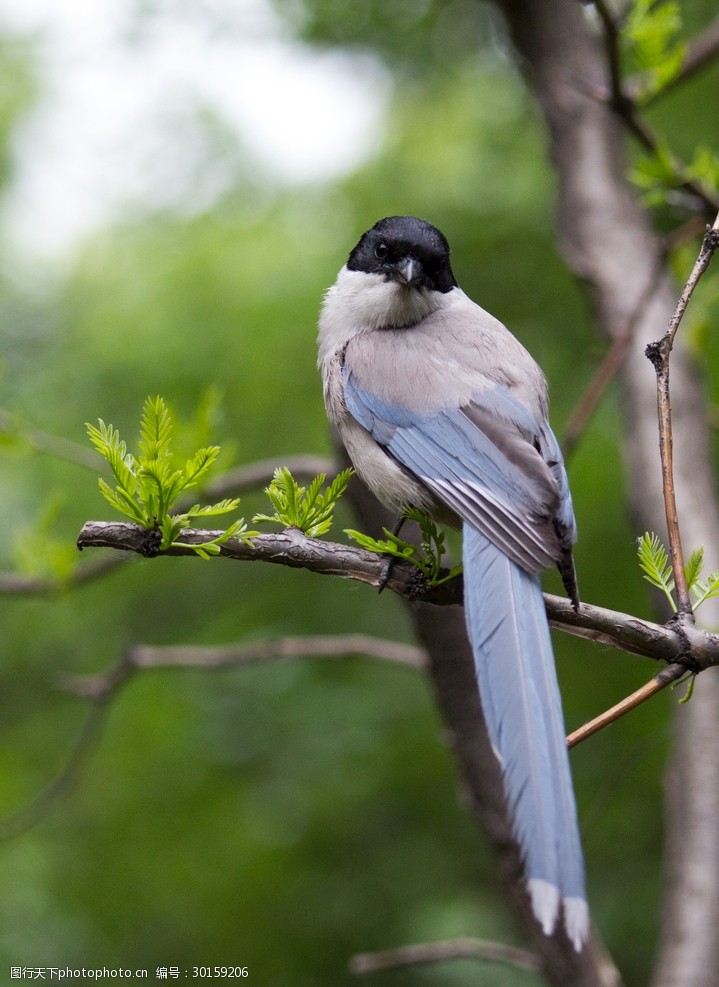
[0,555,127,596]
[0,407,102,471]
[0,634,427,841]
[349,937,540,975]
[0,701,110,842]
[562,333,632,459]
[592,0,665,155]
[65,634,427,702]
[663,215,719,349]
[645,215,719,615]
[562,219,703,458]
[592,0,624,104]
[567,662,686,749]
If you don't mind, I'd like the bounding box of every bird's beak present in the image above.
[394,256,422,285]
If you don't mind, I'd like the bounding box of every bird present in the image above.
[317,215,588,950]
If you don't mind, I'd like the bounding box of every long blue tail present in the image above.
[462,523,588,949]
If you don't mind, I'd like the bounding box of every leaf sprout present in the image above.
[346,508,463,588]
[86,396,255,558]
[253,466,354,537]
[637,531,719,612]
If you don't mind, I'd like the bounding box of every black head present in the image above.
[347,216,458,293]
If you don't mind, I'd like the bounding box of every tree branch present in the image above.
[0,633,426,842]
[566,662,687,749]
[0,702,109,842]
[0,406,101,470]
[645,217,719,616]
[3,591,683,848]
[76,520,460,605]
[64,633,427,703]
[7,602,675,847]
[348,937,540,975]
[75,519,719,671]
[0,454,339,598]
[0,555,126,596]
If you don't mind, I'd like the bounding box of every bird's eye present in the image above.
[374,242,388,260]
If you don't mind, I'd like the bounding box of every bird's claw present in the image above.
[377,553,398,594]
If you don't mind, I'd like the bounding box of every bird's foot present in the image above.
[377,512,408,594]
[377,553,397,594]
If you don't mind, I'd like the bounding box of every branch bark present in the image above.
[349,936,541,975]
[75,520,719,671]
[492,2,719,984]
[65,633,427,702]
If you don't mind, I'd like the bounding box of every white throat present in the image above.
[317,266,457,364]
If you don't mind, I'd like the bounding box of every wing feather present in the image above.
[344,366,572,572]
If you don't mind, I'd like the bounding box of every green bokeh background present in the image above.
[1,3,719,984]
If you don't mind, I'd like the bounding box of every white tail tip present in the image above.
[528,878,560,936]
[564,896,590,952]
[528,879,589,951]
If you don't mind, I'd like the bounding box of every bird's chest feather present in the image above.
[321,350,437,514]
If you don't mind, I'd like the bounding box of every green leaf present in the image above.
[637,531,676,611]
[345,528,416,562]
[630,141,684,206]
[686,146,719,197]
[677,673,697,704]
[184,446,220,486]
[692,568,719,608]
[346,509,462,587]
[253,466,353,537]
[139,395,173,463]
[684,546,704,594]
[97,477,147,526]
[86,419,138,496]
[169,519,258,559]
[624,0,686,100]
[86,395,245,553]
[185,498,241,518]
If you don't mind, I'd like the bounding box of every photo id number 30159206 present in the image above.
[192,969,249,978]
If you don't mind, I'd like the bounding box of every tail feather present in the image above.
[463,523,587,949]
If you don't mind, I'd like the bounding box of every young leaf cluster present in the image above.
[86,396,253,558]
[621,2,719,209]
[253,467,353,537]
[623,0,686,101]
[632,143,719,209]
[637,532,719,611]
[346,508,463,588]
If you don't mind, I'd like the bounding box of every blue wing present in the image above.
[343,364,575,572]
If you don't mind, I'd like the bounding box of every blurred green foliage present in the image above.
[1,2,719,985]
